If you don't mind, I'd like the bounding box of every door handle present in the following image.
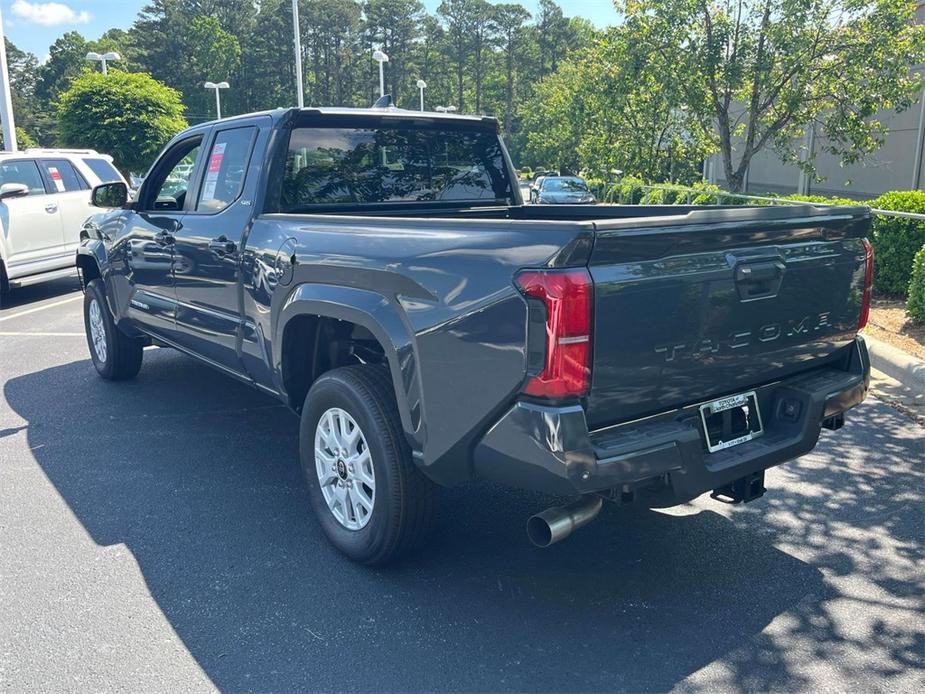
[44,203,58,213]
[209,235,237,254]
[154,230,175,246]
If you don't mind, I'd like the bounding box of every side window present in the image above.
[82,158,122,184]
[197,126,256,212]
[39,160,87,192]
[0,160,46,195]
[141,137,203,212]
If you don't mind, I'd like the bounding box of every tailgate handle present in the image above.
[735,261,784,300]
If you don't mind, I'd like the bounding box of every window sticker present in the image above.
[48,166,65,192]
[201,142,226,201]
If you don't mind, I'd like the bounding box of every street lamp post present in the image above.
[85,51,120,75]
[416,79,427,111]
[373,50,389,98]
[204,81,230,119]
[292,0,304,108]
[0,5,18,151]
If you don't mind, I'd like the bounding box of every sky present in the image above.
[1,0,621,60]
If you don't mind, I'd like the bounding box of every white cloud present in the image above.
[10,1,91,26]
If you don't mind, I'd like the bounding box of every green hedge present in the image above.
[907,245,925,323]
[869,191,925,297]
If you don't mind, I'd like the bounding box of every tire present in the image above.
[83,279,144,380]
[300,365,437,565]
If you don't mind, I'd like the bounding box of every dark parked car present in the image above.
[77,104,873,565]
[534,175,596,204]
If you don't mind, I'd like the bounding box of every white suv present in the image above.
[0,149,126,301]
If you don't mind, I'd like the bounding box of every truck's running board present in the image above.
[8,268,78,289]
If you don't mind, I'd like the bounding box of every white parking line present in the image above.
[0,295,83,323]
[0,331,85,337]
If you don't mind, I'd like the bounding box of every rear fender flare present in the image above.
[274,282,424,449]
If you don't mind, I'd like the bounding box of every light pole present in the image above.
[292,0,304,108]
[204,81,229,119]
[435,106,457,113]
[85,51,120,75]
[373,49,389,98]
[0,6,17,151]
[416,79,427,111]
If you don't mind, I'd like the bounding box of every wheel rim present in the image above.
[88,298,107,364]
[314,407,375,530]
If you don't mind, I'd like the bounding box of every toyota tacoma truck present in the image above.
[77,103,873,564]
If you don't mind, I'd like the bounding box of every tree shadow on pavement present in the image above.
[5,350,922,691]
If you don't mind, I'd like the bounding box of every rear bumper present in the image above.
[473,337,870,502]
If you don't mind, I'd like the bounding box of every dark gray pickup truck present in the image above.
[77,105,873,564]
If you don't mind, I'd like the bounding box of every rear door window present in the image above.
[0,160,47,195]
[197,126,256,212]
[280,125,514,211]
[82,157,122,183]
[39,160,87,192]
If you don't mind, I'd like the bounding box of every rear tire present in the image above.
[300,365,437,565]
[83,279,144,380]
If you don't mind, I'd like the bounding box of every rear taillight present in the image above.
[515,268,592,399]
[859,239,874,329]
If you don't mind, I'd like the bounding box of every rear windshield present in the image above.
[82,157,122,183]
[280,125,513,211]
[545,177,588,192]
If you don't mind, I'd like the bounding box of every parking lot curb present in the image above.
[865,334,925,389]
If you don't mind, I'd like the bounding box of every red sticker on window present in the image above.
[48,167,62,180]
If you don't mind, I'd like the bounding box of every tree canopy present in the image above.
[627,0,925,190]
[57,71,188,174]
[5,0,924,184]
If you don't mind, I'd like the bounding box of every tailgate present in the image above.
[586,205,870,429]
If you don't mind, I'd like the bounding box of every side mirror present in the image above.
[91,181,129,209]
[0,183,29,201]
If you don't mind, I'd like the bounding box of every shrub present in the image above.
[605,175,646,204]
[57,71,188,174]
[907,245,925,323]
[868,190,925,296]
[788,193,858,206]
[0,127,38,149]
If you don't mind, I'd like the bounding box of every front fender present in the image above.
[273,282,424,450]
[75,238,109,282]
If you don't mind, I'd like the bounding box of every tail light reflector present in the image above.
[515,268,592,398]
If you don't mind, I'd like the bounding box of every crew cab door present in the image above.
[109,135,205,338]
[170,123,261,372]
[0,159,66,278]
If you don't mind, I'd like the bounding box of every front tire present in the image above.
[83,279,144,380]
[300,365,437,565]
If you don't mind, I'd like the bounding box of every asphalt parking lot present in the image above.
[1,277,923,692]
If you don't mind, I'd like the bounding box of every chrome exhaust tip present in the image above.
[526,495,603,548]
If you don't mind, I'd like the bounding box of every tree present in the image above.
[629,0,925,191]
[188,15,242,117]
[364,0,425,107]
[492,4,530,134]
[521,28,711,180]
[35,32,89,105]
[0,128,38,150]
[301,0,364,106]
[438,0,476,111]
[57,71,188,174]
[239,0,295,111]
[3,39,40,142]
